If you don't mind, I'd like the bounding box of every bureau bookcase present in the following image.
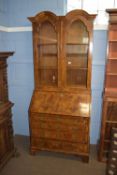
[98,9,117,162]
[28,10,96,162]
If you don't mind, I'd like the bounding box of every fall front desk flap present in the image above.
[30,91,91,117]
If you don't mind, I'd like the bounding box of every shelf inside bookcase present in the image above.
[67,53,87,56]
[38,43,57,57]
[38,43,57,46]
[39,66,58,70]
[67,66,87,70]
[66,53,88,69]
[41,53,57,56]
[66,43,88,55]
[66,43,88,45]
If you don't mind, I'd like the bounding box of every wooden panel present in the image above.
[98,97,117,162]
[0,52,15,169]
[109,42,117,58]
[106,101,117,121]
[106,75,117,89]
[105,123,117,140]
[0,52,14,102]
[0,102,14,169]
[106,128,117,175]
[109,30,117,41]
[107,60,117,74]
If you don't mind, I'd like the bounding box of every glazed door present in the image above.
[63,17,90,89]
[33,15,60,89]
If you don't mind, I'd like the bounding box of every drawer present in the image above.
[30,114,58,130]
[31,138,89,154]
[105,123,117,140]
[30,113,89,131]
[31,127,88,143]
[31,128,58,140]
[58,129,88,143]
[30,113,89,143]
[56,117,89,131]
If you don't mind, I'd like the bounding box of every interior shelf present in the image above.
[41,53,57,56]
[67,67,87,70]
[66,43,88,45]
[38,43,57,46]
[39,66,58,70]
[67,53,87,56]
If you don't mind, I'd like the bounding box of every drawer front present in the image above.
[105,123,117,140]
[30,113,89,143]
[31,138,89,154]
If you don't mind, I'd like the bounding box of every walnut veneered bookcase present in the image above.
[28,10,96,162]
[98,9,117,162]
[0,52,15,169]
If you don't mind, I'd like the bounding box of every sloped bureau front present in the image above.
[29,91,91,162]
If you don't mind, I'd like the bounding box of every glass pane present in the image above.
[38,21,58,86]
[66,20,89,87]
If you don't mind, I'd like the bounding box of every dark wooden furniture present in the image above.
[106,128,117,175]
[0,52,15,169]
[28,10,96,162]
[98,9,117,162]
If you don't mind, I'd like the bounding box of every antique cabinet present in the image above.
[28,10,96,162]
[0,102,14,169]
[98,9,117,162]
[0,52,15,169]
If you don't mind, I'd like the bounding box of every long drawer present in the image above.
[30,113,89,143]
[31,137,89,154]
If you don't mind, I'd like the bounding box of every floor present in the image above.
[1,135,106,175]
